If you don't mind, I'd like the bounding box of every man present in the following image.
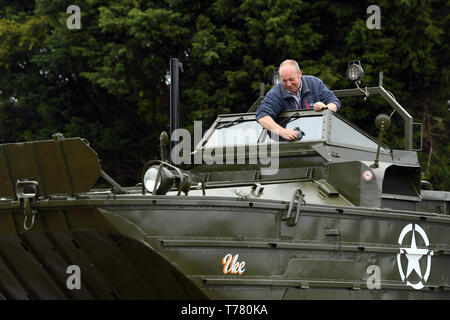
[256,59,340,140]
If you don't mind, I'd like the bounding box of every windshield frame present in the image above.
[196,113,258,149]
[322,110,391,153]
[195,109,391,154]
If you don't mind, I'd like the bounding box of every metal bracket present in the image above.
[16,180,39,231]
[333,81,414,151]
[251,183,264,197]
[282,188,305,227]
[101,170,127,194]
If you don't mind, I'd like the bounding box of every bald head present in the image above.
[279,59,302,93]
[279,59,300,72]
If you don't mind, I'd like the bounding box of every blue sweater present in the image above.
[256,75,341,121]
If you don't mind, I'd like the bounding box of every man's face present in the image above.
[280,65,302,93]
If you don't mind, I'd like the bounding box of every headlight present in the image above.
[142,162,193,195]
[346,61,364,82]
[143,165,174,195]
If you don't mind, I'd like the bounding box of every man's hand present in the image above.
[314,102,338,112]
[314,101,327,111]
[277,128,299,141]
[313,101,327,111]
[257,116,298,141]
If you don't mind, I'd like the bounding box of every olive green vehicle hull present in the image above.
[0,97,448,299]
[1,192,448,299]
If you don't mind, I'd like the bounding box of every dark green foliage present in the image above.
[0,0,448,189]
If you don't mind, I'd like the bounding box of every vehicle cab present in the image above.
[189,108,423,210]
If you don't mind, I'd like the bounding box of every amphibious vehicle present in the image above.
[0,59,448,299]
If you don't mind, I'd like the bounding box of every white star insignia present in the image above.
[400,231,429,279]
[397,224,434,290]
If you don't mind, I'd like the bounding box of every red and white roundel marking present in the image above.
[362,170,374,181]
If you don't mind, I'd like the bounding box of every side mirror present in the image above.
[375,113,391,131]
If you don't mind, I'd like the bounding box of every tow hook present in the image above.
[16,180,39,231]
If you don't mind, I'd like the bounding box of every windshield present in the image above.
[200,111,389,152]
[264,115,324,143]
[329,115,387,151]
[203,120,264,147]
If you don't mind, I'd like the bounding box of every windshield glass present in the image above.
[203,120,264,147]
[264,115,324,143]
[201,112,388,151]
[329,116,386,151]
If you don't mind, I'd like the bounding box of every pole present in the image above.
[170,58,182,162]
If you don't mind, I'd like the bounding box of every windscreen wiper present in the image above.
[278,112,301,126]
[216,116,246,129]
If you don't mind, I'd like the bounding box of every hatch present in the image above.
[0,137,101,199]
